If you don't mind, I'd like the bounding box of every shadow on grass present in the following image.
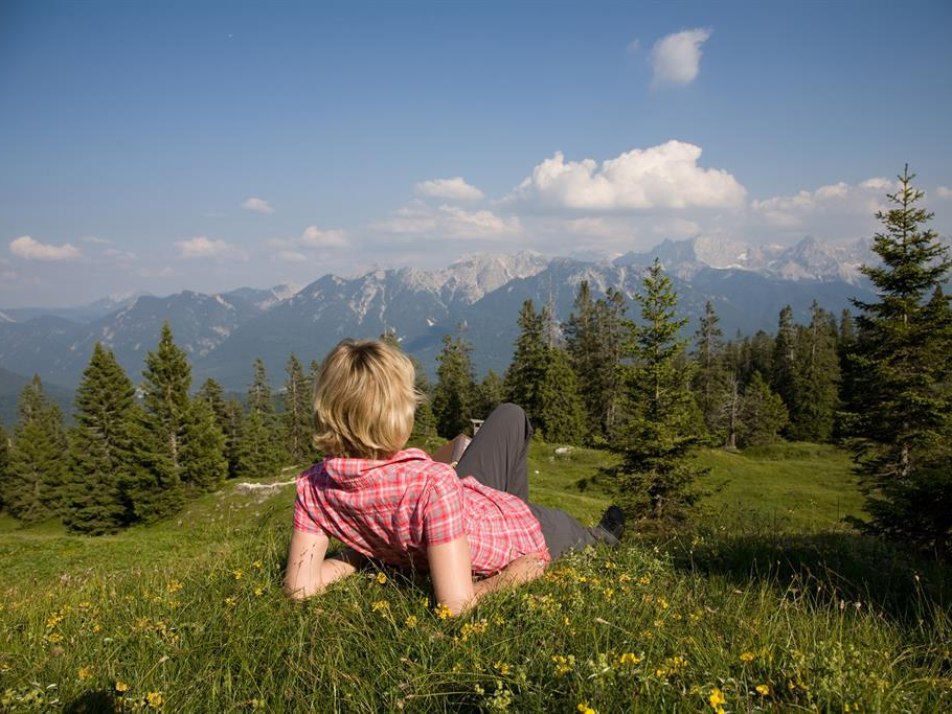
[662,526,952,627]
[63,689,116,713]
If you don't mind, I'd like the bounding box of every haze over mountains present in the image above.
[0,236,877,407]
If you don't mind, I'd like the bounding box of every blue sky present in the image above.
[2,0,951,307]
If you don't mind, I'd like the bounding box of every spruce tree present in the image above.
[504,300,548,426]
[63,344,141,534]
[283,353,316,464]
[565,282,627,442]
[180,396,227,492]
[474,370,505,422]
[847,167,952,557]
[737,372,789,448]
[609,260,706,525]
[539,346,587,445]
[432,330,477,438]
[770,305,801,429]
[692,300,729,439]
[790,301,840,442]
[235,359,285,479]
[5,376,69,524]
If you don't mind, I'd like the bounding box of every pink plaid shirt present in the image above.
[293,448,550,576]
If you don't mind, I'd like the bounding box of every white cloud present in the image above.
[10,235,82,261]
[626,38,641,54]
[276,250,308,263]
[751,178,893,229]
[175,236,230,258]
[81,235,111,245]
[650,28,711,87]
[507,140,746,211]
[376,201,521,240]
[242,197,275,214]
[300,225,348,248]
[415,177,484,201]
[935,186,952,199]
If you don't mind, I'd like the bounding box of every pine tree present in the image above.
[179,396,227,492]
[5,376,68,524]
[609,260,706,524]
[846,167,952,557]
[565,283,627,442]
[692,300,729,439]
[789,301,840,442]
[432,330,477,438]
[63,344,140,534]
[505,300,548,426]
[736,371,789,448]
[770,305,801,428]
[539,346,587,445]
[283,354,315,464]
[235,359,286,479]
[474,370,505,422]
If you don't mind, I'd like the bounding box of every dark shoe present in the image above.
[597,505,626,542]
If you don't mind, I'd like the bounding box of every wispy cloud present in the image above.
[175,236,231,258]
[376,201,520,240]
[415,177,485,201]
[650,28,712,87]
[935,186,952,199]
[9,236,82,261]
[506,140,745,211]
[242,197,275,214]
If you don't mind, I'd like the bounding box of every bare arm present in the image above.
[283,529,365,600]
[427,536,548,616]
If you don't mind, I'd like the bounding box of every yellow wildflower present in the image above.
[577,704,596,714]
[404,615,418,629]
[115,681,130,693]
[552,654,575,677]
[232,569,244,580]
[224,596,237,607]
[739,651,755,663]
[434,603,453,620]
[371,600,390,612]
[618,652,641,666]
[709,687,726,712]
[166,580,183,594]
[253,587,264,597]
[376,572,388,584]
[756,684,770,696]
[493,660,511,675]
[603,588,615,601]
[146,691,164,709]
[78,666,93,680]
[252,559,263,570]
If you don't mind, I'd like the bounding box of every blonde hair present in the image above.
[313,339,421,459]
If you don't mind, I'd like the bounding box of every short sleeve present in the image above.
[292,471,324,534]
[420,470,465,546]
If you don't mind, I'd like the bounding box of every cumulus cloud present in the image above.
[415,177,485,201]
[10,236,82,261]
[650,28,712,87]
[300,225,348,248]
[750,178,893,229]
[376,202,521,240]
[935,186,952,199]
[175,236,230,258]
[242,197,275,214]
[507,140,746,211]
[276,250,308,263]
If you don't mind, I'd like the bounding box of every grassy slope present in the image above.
[1,444,949,712]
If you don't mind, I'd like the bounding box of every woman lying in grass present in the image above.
[284,339,623,615]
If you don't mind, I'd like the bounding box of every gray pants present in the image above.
[455,403,608,560]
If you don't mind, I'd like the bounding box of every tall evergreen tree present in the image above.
[846,167,952,557]
[736,371,789,448]
[565,283,626,442]
[63,344,141,534]
[474,370,505,423]
[140,323,192,481]
[5,376,68,523]
[770,305,801,425]
[283,353,316,464]
[505,300,549,425]
[790,301,840,442]
[692,300,729,438]
[609,260,706,524]
[235,359,286,479]
[538,346,587,445]
[432,330,477,438]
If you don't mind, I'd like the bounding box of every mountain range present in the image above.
[0,236,878,414]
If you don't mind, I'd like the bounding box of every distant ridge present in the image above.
[0,237,877,392]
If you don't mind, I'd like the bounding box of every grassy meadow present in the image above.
[1,442,950,712]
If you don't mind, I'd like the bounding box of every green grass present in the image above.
[1,444,950,712]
